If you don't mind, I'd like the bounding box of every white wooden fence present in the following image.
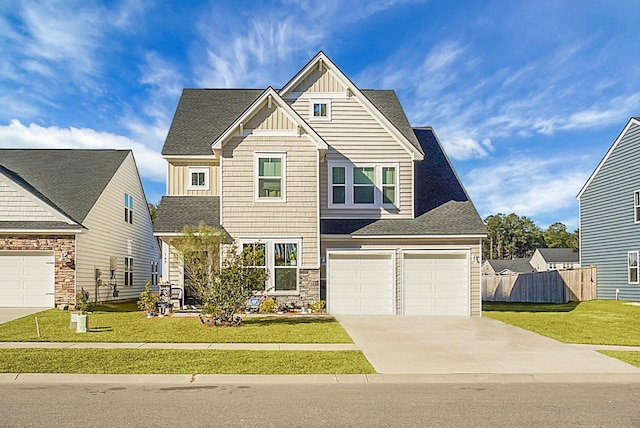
[482,266,597,303]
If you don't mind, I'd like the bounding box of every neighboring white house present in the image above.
[0,149,160,308]
[154,52,487,316]
[529,248,580,272]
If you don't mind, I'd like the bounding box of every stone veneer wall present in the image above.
[0,235,76,306]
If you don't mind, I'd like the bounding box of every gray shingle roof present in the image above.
[0,221,83,231]
[486,258,536,274]
[153,196,222,234]
[161,88,423,156]
[0,149,129,224]
[537,248,579,263]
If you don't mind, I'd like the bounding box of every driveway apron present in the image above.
[336,315,640,375]
[0,308,45,325]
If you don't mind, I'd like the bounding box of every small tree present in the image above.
[75,288,90,314]
[173,222,268,326]
[137,280,159,314]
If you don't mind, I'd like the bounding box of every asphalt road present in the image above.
[1,382,639,427]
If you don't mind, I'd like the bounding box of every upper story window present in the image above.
[255,153,286,202]
[187,167,210,191]
[628,251,639,284]
[310,99,331,121]
[329,163,398,208]
[124,193,133,224]
[634,191,640,222]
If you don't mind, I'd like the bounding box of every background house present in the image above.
[529,248,580,271]
[578,117,640,301]
[154,52,486,316]
[482,258,536,275]
[0,149,160,308]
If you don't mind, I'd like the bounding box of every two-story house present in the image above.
[0,149,160,308]
[578,117,640,301]
[154,52,486,316]
[529,248,579,272]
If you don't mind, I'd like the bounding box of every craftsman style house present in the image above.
[578,117,640,301]
[0,149,160,308]
[154,52,486,316]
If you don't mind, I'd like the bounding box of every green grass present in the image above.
[483,300,640,346]
[0,307,352,344]
[599,351,640,368]
[0,348,375,374]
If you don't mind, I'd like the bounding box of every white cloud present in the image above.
[464,156,590,221]
[0,120,165,184]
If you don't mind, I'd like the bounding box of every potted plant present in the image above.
[138,280,159,318]
[75,288,90,333]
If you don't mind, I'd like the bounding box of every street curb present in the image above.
[2,372,640,385]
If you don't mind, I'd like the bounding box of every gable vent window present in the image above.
[634,191,640,223]
[310,99,331,121]
[124,193,133,224]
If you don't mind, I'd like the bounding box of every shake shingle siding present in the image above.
[580,121,640,300]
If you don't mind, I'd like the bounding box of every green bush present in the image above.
[259,298,276,313]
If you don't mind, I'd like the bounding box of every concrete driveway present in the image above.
[0,308,45,324]
[336,315,640,376]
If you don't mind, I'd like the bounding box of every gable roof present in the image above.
[535,248,579,263]
[153,196,222,234]
[577,117,640,199]
[321,127,486,237]
[485,258,536,274]
[211,87,327,153]
[0,149,129,224]
[280,52,423,159]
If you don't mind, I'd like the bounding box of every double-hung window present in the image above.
[256,154,285,201]
[124,193,133,224]
[628,251,639,284]
[329,163,398,208]
[188,167,210,191]
[634,191,640,223]
[240,239,300,293]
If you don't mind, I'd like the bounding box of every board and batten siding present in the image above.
[320,238,482,317]
[245,104,296,132]
[167,161,220,196]
[75,153,161,302]
[0,176,71,222]
[222,135,319,268]
[580,122,640,301]
[289,96,414,219]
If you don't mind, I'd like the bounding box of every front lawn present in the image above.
[0,307,352,344]
[0,348,375,374]
[599,351,640,368]
[483,300,640,346]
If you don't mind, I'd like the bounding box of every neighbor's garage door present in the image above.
[403,253,469,316]
[0,252,55,307]
[328,253,394,314]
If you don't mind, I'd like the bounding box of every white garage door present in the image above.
[403,253,469,316]
[0,252,55,307]
[328,253,394,314]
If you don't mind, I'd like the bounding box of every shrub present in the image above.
[259,298,276,313]
[137,280,159,313]
[75,288,90,314]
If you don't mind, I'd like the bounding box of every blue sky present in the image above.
[2,0,640,230]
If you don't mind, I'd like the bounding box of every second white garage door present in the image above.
[0,251,55,307]
[403,253,469,316]
[328,253,394,314]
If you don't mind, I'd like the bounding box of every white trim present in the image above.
[577,117,640,199]
[400,249,471,316]
[327,162,399,209]
[0,228,82,234]
[309,98,331,122]
[242,129,299,137]
[186,167,210,191]
[254,152,286,203]
[163,155,217,160]
[326,249,396,315]
[320,234,487,239]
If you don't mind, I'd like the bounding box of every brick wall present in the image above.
[0,235,76,306]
